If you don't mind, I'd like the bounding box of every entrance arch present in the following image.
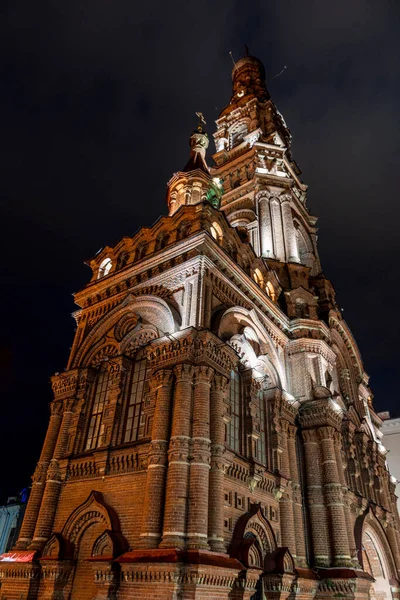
[362,526,393,600]
[356,509,397,600]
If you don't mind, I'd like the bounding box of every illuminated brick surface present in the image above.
[1,53,400,600]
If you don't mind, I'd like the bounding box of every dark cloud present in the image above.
[1,0,399,502]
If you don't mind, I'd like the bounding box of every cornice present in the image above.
[287,338,337,364]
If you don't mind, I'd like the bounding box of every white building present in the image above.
[380,414,400,514]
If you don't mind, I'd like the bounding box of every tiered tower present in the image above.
[1,53,399,600]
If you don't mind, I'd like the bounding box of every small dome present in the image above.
[232,54,266,81]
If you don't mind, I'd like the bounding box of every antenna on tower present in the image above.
[229,51,236,66]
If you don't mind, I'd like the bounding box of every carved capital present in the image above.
[151,368,173,390]
[194,365,214,386]
[301,429,318,443]
[173,363,194,383]
[63,398,75,413]
[50,399,64,417]
[211,374,229,395]
[317,426,336,441]
[32,462,48,484]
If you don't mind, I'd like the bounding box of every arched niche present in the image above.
[228,504,294,573]
[217,307,285,388]
[73,294,181,367]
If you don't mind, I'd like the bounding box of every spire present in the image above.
[182,112,210,174]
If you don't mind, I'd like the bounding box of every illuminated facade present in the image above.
[1,53,400,600]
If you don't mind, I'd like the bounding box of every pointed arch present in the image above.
[330,311,364,381]
[62,491,121,550]
[73,294,180,367]
[229,503,277,568]
[217,306,285,388]
[355,507,397,581]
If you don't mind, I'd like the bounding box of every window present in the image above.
[135,243,147,262]
[266,281,277,302]
[177,221,191,241]
[253,268,264,288]
[123,358,148,443]
[155,232,169,251]
[86,370,110,450]
[256,388,267,465]
[210,221,223,244]
[98,257,112,279]
[226,370,241,452]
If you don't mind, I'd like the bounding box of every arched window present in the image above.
[226,369,241,453]
[98,257,112,279]
[210,221,223,244]
[256,387,267,466]
[266,281,277,302]
[253,268,264,288]
[155,232,169,251]
[135,243,147,262]
[123,357,148,443]
[86,369,110,450]
[177,221,191,241]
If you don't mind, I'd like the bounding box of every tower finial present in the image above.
[195,111,206,133]
[245,44,250,56]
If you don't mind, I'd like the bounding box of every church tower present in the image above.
[1,53,400,600]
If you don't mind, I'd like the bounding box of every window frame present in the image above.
[85,369,110,451]
[122,356,148,444]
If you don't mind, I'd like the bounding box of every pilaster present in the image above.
[160,363,194,549]
[187,366,214,550]
[208,374,229,552]
[139,368,173,549]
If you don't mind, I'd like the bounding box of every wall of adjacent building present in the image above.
[0,501,24,554]
[380,417,400,514]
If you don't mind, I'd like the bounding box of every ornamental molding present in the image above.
[299,399,343,431]
[287,338,336,364]
[329,311,364,378]
[147,329,237,378]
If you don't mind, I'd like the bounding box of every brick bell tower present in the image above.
[1,53,400,600]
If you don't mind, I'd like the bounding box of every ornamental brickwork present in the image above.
[1,53,400,600]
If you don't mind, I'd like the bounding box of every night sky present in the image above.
[1,1,399,503]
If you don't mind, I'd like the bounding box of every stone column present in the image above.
[333,430,358,564]
[30,398,75,550]
[16,400,63,549]
[258,193,274,258]
[208,374,229,552]
[287,424,307,566]
[278,420,296,560]
[318,426,351,566]
[139,369,173,549]
[187,366,214,549]
[302,429,330,567]
[281,195,299,262]
[160,364,194,549]
[270,197,285,261]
